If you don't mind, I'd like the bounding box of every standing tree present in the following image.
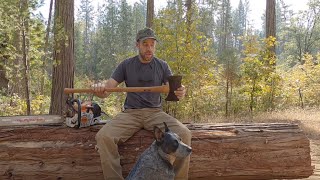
[95,0,119,79]
[265,0,277,110]
[217,0,232,57]
[20,0,31,115]
[133,1,146,34]
[50,0,74,115]
[40,0,53,113]
[217,0,237,117]
[232,0,249,51]
[146,0,154,28]
[286,1,320,64]
[154,0,216,119]
[118,0,134,54]
[185,0,194,45]
[0,1,13,94]
[0,40,9,93]
[197,0,215,43]
[79,0,94,77]
[266,0,276,53]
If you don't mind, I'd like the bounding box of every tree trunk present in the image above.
[266,0,276,54]
[0,118,313,179]
[146,0,154,28]
[40,0,53,114]
[20,0,31,115]
[185,0,193,45]
[50,0,75,115]
[40,0,53,96]
[265,0,276,111]
[11,1,23,97]
[0,61,8,93]
[0,33,9,93]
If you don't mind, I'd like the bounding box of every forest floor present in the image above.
[192,108,320,179]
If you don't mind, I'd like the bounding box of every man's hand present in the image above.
[91,78,119,99]
[174,85,186,100]
[91,82,108,98]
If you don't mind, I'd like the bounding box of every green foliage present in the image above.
[153,0,217,119]
[94,93,125,118]
[278,0,320,66]
[281,53,320,108]
[0,94,50,116]
[231,0,249,51]
[0,94,24,116]
[74,0,144,80]
[2,0,320,121]
[236,35,282,113]
[0,0,51,115]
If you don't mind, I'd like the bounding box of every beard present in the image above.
[139,52,153,63]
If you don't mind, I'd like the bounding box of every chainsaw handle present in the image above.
[64,85,169,94]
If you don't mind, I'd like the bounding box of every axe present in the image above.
[64,75,182,101]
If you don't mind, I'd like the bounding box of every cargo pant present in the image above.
[95,108,192,180]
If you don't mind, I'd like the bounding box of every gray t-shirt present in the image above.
[111,55,173,109]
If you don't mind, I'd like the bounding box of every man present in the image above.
[93,27,191,180]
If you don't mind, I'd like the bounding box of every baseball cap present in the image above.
[136,27,157,42]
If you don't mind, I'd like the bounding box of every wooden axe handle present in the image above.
[64,85,169,94]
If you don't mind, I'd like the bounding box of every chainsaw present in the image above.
[65,97,106,128]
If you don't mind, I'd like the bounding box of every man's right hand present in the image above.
[91,78,119,99]
[91,82,108,98]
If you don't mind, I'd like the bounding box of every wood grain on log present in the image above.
[0,116,314,180]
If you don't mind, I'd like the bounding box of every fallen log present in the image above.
[0,115,314,179]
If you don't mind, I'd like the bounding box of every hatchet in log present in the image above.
[64,75,182,101]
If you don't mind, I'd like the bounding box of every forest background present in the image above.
[1,0,320,122]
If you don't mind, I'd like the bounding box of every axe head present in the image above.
[165,75,182,101]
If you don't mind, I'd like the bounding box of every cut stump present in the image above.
[0,115,314,179]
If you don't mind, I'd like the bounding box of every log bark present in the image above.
[0,116,314,179]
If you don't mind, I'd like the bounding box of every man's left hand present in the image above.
[174,85,186,100]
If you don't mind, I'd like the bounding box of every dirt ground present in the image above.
[197,108,320,179]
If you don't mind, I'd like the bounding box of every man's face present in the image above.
[136,38,156,63]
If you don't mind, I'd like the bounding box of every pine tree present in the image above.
[77,0,94,77]
[118,0,134,54]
